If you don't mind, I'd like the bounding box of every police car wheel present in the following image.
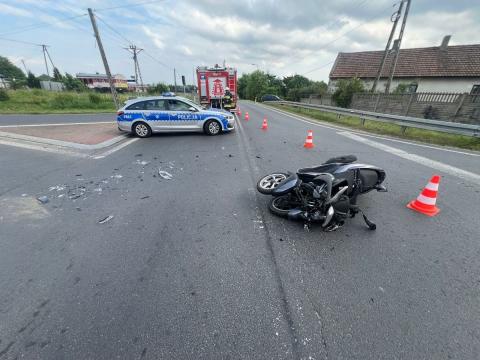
[133,122,152,138]
[204,120,221,136]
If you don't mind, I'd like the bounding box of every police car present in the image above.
[117,96,235,137]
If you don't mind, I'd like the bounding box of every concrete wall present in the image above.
[328,77,480,94]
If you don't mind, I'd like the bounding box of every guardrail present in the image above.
[264,100,480,137]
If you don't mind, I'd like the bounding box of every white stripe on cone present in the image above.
[425,182,439,191]
[417,193,437,205]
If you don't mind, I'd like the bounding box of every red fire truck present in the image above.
[196,64,237,112]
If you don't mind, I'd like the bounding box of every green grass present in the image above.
[0,89,197,114]
[268,104,480,151]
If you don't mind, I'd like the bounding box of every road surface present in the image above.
[0,101,479,359]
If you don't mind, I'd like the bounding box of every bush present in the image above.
[332,78,364,108]
[0,89,9,101]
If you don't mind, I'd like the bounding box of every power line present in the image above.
[297,1,398,77]
[301,60,336,76]
[0,13,87,37]
[88,11,173,71]
[95,0,166,12]
[0,37,44,47]
[94,13,133,45]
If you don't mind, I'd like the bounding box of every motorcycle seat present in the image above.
[324,155,357,164]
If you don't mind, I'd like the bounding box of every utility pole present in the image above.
[124,45,144,92]
[41,45,50,78]
[21,59,28,75]
[88,8,119,109]
[41,45,52,90]
[371,0,404,93]
[385,0,411,94]
[173,68,177,93]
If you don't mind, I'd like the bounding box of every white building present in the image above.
[328,36,480,95]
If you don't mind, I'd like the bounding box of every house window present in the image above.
[407,83,418,93]
[470,85,480,95]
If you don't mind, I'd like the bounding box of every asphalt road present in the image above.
[0,101,479,359]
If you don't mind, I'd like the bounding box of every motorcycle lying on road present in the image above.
[256,155,387,231]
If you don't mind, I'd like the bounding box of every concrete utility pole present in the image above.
[41,45,52,90]
[371,0,404,93]
[173,68,177,93]
[41,45,50,78]
[88,8,119,109]
[124,45,144,92]
[21,59,28,75]
[385,0,411,94]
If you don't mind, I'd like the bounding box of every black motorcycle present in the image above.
[256,155,387,231]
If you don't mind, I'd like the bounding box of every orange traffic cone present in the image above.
[407,175,441,216]
[303,130,315,148]
[245,112,249,121]
[261,117,268,130]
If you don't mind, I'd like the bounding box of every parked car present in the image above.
[261,94,282,102]
[117,96,235,137]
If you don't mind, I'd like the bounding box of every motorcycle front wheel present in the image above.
[257,173,288,194]
[268,195,300,218]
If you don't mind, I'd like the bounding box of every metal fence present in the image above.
[265,100,480,137]
[350,92,480,125]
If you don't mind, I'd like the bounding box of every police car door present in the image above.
[166,99,199,130]
[144,99,168,130]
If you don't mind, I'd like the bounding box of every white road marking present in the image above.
[0,130,127,150]
[93,137,139,159]
[0,121,114,128]
[0,138,90,158]
[256,103,480,157]
[339,131,480,185]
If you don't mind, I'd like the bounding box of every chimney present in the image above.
[440,35,451,51]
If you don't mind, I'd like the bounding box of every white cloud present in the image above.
[141,25,166,49]
[0,3,33,17]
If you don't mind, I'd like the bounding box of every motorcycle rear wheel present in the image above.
[268,195,300,218]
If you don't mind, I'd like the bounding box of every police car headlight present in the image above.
[227,115,234,120]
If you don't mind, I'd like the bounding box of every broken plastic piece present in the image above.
[37,196,49,204]
[158,170,173,180]
[98,215,114,224]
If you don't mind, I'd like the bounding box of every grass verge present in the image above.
[268,104,480,151]
[0,90,197,114]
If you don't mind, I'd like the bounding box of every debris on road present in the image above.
[141,196,150,199]
[135,159,150,166]
[49,185,65,192]
[111,174,123,179]
[37,196,49,204]
[98,215,114,224]
[158,170,173,180]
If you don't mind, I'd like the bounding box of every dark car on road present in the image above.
[261,94,281,102]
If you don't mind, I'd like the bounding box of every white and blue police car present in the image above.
[117,96,235,137]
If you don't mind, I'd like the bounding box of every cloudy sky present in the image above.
[0,0,479,84]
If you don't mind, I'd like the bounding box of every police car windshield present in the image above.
[180,98,201,109]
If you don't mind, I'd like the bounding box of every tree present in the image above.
[147,82,169,94]
[245,70,269,100]
[0,56,26,81]
[53,67,63,81]
[62,73,86,91]
[332,78,364,108]
[283,74,310,90]
[26,71,41,89]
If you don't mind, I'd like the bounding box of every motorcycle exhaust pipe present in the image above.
[322,206,335,228]
[287,208,305,221]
